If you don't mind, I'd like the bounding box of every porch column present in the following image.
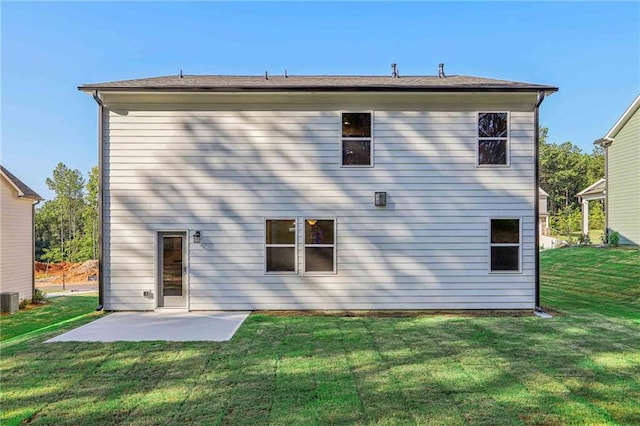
[581,199,589,236]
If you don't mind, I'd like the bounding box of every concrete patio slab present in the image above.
[46,311,250,343]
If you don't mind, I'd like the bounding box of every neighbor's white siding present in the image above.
[0,177,34,301]
[102,93,537,310]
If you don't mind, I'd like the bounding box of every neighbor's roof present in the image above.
[0,165,44,200]
[79,74,559,93]
[595,93,640,145]
[576,178,606,198]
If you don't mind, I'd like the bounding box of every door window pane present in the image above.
[162,236,183,296]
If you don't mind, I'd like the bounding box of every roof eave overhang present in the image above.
[576,178,606,197]
[79,86,559,94]
[0,171,43,201]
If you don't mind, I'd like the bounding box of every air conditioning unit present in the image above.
[0,292,20,314]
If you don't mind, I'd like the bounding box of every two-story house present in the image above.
[80,71,557,311]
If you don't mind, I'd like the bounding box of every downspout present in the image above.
[32,200,40,300]
[534,90,545,312]
[92,90,105,311]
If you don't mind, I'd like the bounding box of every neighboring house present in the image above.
[576,178,606,238]
[538,187,557,250]
[0,166,43,301]
[539,187,550,236]
[80,71,557,311]
[595,94,640,245]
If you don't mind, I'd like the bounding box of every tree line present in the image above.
[35,163,98,263]
[539,128,605,239]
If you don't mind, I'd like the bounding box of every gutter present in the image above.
[78,85,560,94]
[92,90,105,311]
[534,90,545,313]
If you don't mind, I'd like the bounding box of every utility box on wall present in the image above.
[0,292,20,314]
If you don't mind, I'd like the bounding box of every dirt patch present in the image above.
[35,260,98,284]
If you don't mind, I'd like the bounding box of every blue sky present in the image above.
[2,1,639,200]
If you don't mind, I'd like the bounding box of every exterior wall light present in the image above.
[193,231,201,244]
[375,192,387,207]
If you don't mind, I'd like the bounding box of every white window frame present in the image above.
[264,218,297,275]
[340,111,374,168]
[488,217,522,274]
[303,217,337,275]
[476,111,511,167]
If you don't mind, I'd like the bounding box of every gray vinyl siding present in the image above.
[608,108,640,245]
[102,93,537,310]
[0,177,34,301]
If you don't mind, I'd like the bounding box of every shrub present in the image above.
[608,230,620,247]
[19,299,28,310]
[32,288,47,304]
[579,234,591,245]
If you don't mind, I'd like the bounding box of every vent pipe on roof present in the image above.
[265,71,268,80]
[179,69,183,78]
[284,70,288,78]
[439,63,445,78]
[391,63,399,78]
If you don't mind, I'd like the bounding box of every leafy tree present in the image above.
[42,163,86,262]
[35,200,61,260]
[539,127,604,215]
[83,166,99,260]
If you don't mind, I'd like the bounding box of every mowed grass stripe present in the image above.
[1,247,639,425]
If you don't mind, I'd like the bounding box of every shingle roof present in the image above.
[79,74,558,93]
[0,165,44,200]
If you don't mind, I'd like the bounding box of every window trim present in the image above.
[340,111,374,168]
[488,217,522,274]
[303,217,337,275]
[476,111,511,168]
[264,218,298,275]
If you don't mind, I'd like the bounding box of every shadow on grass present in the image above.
[2,309,639,425]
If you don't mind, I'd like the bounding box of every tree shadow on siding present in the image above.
[107,100,537,311]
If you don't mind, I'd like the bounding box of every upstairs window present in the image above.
[478,112,509,166]
[341,112,372,166]
[304,219,336,273]
[490,218,521,272]
[265,219,297,273]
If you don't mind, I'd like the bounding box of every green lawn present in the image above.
[1,248,639,425]
[0,295,99,341]
[550,230,605,244]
